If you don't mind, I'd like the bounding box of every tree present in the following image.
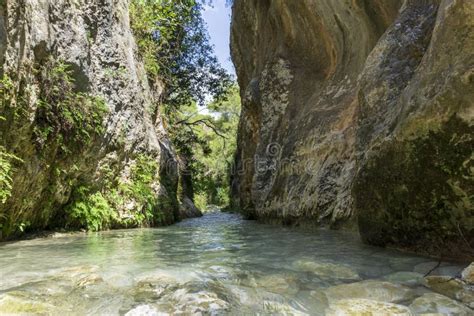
[130,0,232,110]
[130,0,237,210]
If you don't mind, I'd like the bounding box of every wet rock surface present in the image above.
[409,293,473,315]
[231,0,474,260]
[0,0,200,239]
[319,280,416,304]
[326,299,412,316]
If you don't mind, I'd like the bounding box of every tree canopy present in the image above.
[130,0,240,210]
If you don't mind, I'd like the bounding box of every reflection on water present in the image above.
[0,212,467,315]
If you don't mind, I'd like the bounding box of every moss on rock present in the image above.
[354,115,474,260]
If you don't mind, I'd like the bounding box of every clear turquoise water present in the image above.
[0,212,465,315]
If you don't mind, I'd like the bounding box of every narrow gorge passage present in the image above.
[1,0,473,315]
[0,211,468,315]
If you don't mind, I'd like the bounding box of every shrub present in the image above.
[194,192,208,212]
[34,58,108,152]
[0,146,20,204]
[119,154,164,225]
[0,116,21,204]
[67,187,115,231]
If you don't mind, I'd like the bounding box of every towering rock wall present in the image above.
[231,0,473,259]
[0,0,196,238]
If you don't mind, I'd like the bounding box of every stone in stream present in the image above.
[56,265,101,281]
[423,276,474,308]
[0,292,56,314]
[75,273,104,287]
[293,259,360,280]
[263,300,308,315]
[409,293,473,315]
[157,287,229,314]
[462,263,474,285]
[255,273,300,295]
[316,280,416,304]
[124,304,163,316]
[413,262,463,277]
[131,270,185,301]
[325,299,413,316]
[223,283,307,314]
[382,271,424,286]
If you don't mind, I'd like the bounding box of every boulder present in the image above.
[409,293,473,315]
[462,263,474,285]
[319,280,415,304]
[423,275,474,308]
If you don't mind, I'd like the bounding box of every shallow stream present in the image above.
[0,212,469,315]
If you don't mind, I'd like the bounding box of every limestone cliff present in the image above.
[231,0,473,259]
[0,0,197,238]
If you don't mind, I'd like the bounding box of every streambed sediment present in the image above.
[0,212,472,315]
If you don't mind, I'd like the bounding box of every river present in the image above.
[0,212,468,315]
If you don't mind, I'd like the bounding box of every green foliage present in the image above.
[170,85,241,209]
[0,73,27,120]
[193,192,208,211]
[34,58,108,152]
[0,114,22,205]
[355,115,474,258]
[130,0,236,212]
[67,187,115,232]
[103,154,167,227]
[0,145,21,204]
[124,154,161,221]
[130,0,232,108]
[0,75,14,105]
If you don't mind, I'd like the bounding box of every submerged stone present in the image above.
[382,272,424,286]
[319,280,416,304]
[255,274,300,295]
[124,304,162,316]
[293,260,360,280]
[76,274,104,287]
[423,276,465,299]
[423,275,474,308]
[160,288,229,314]
[413,262,463,277]
[462,263,474,285]
[263,300,308,315]
[0,293,56,314]
[325,298,413,316]
[409,293,473,315]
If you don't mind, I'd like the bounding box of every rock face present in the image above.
[0,0,196,238]
[230,0,473,259]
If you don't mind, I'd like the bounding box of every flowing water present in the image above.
[0,212,467,315]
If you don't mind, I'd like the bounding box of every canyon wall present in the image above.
[231,0,473,259]
[0,0,198,238]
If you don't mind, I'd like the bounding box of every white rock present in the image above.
[125,304,165,316]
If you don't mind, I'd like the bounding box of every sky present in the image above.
[202,1,235,76]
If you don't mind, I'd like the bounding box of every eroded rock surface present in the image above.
[231,0,473,259]
[0,0,198,238]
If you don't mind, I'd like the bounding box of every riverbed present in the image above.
[0,212,469,315]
